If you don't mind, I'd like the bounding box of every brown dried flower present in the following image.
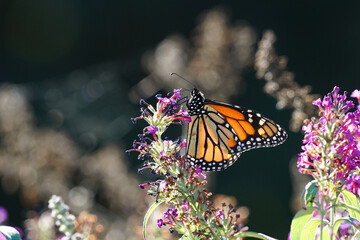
[254,30,320,132]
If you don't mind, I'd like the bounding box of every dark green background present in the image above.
[1,1,359,239]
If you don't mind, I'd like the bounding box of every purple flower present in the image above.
[217,210,224,219]
[297,153,314,173]
[351,89,360,100]
[338,221,352,237]
[312,98,322,107]
[299,86,360,192]
[322,96,332,108]
[147,126,158,134]
[0,207,8,223]
[164,208,178,221]
[181,202,189,211]
[169,208,178,217]
[194,167,206,179]
[346,175,360,196]
[157,219,164,228]
[173,89,182,100]
[157,96,171,104]
[179,106,191,124]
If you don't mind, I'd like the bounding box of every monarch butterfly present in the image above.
[186,88,287,171]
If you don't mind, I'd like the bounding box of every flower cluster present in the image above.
[292,87,360,239]
[48,195,84,240]
[129,89,263,239]
[298,87,360,198]
[128,89,189,166]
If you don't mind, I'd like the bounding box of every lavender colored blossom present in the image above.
[173,89,182,100]
[164,208,178,220]
[181,202,189,211]
[338,221,352,237]
[346,175,360,197]
[146,126,158,134]
[351,89,360,100]
[194,167,206,179]
[298,87,360,196]
[0,207,8,224]
[217,210,224,219]
[157,219,164,228]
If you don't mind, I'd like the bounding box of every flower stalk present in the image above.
[292,87,360,239]
[129,89,275,239]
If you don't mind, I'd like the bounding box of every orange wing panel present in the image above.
[227,137,237,148]
[239,121,255,135]
[226,118,247,141]
[204,138,213,162]
[263,125,273,137]
[269,122,278,133]
[208,104,245,120]
[196,118,206,159]
[258,128,266,138]
[213,146,223,162]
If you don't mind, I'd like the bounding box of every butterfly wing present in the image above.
[186,100,287,171]
[186,108,242,171]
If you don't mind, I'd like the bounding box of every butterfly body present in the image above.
[186,88,287,171]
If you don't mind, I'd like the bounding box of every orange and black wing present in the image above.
[186,100,287,171]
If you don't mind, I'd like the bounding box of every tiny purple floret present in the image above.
[147,126,158,134]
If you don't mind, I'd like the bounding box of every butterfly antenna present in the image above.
[171,73,198,89]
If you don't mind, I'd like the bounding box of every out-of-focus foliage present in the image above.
[0,84,147,239]
[135,8,256,102]
[254,30,320,132]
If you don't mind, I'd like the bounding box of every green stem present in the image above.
[320,200,324,240]
[329,199,335,240]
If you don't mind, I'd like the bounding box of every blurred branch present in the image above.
[134,7,257,103]
[0,84,150,240]
[254,30,320,132]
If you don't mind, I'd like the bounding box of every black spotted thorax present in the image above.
[187,88,205,116]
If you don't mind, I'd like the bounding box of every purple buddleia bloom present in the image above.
[169,208,178,218]
[298,86,360,196]
[147,126,158,134]
[346,175,360,196]
[164,208,178,222]
[194,167,206,179]
[338,221,352,238]
[217,210,224,219]
[173,89,182,100]
[157,219,164,228]
[351,89,360,100]
[157,96,172,105]
[0,207,8,223]
[181,202,189,211]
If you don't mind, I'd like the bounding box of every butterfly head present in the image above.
[186,88,205,116]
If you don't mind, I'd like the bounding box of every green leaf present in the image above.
[290,207,316,240]
[231,231,277,240]
[0,226,21,240]
[340,190,360,220]
[301,180,318,207]
[300,219,321,240]
[143,199,165,240]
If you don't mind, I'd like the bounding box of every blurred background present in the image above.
[0,1,360,239]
